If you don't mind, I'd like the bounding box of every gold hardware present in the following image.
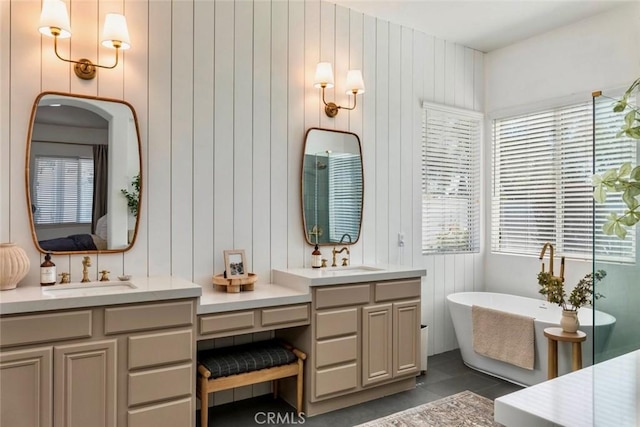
[309,225,323,239]
[539,242,565,283]
[332,246,350,267]
[59,272,70,284]
[99,270,110,282]
[314,63,365,118]
[321,258,327,268]
[81,256,91,283]
[39,2,130,80]
[342,257,348,267]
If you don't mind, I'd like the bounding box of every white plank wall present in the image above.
[1,0,484,369]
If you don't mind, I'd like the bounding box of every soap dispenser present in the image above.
[312,244,322,268]
[40,253,56,286]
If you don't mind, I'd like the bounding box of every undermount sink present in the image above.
[42,281,137,297]
[320,265,384,275]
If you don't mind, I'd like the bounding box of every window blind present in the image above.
[422,103,482,254]
[492,99,636,262]
[33,156,94,225]
[328,153,362,243]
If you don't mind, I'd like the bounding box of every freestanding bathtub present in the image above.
[447,292,616,386]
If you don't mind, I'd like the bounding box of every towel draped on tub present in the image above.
[472,305,535,370]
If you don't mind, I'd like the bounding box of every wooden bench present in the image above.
[196,340,306,427]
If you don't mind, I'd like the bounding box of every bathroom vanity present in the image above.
[0,265,425,425]
[0,277,201,427]
[272,265,426,416]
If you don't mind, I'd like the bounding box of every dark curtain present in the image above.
[92,145,108,233]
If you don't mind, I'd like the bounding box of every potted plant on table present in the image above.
[538,270,607,333]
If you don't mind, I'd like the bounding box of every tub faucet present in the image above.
[332,246,350,267]
[539,242,565,282]
[81,256,92,283]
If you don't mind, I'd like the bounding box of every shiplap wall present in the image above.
[1,0,484,360]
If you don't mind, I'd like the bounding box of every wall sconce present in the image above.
[38,0,131,80]
[314,62,365,118]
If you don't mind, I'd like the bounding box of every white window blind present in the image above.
[492,100,636,262]
[328,153,362,243]
[422,103,482,254]
[33,156,94,225]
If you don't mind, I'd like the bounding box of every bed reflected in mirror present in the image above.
[26,92,142,254]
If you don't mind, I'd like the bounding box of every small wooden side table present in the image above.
[543,327,587,380]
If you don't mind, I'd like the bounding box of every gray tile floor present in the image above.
[198,349,523,426]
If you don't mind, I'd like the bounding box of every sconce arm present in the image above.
[320,86,358,117]
[53,36,121,79]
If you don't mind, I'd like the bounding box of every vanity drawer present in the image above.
[261,304,309,327]
[128,364,192,406]
[315,335,357,368]
[315,284,370,309]
[199,310,255,335]
[316,308,358,339]
[315,363,358,398]
[0,310,92,348]
[128,397,191,427]
[375,279,420,302]
[105,301,194,334]
[128,329,192,370]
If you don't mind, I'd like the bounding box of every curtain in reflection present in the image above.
[92,145,108,233]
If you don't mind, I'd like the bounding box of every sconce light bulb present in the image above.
[101,13,131,50]
[345,70,365,95]
[39,0,71,38]
[314,62,335,89]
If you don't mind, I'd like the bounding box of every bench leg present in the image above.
[199,375,209,427]
[273,379,278,399]
[296,359,304,415]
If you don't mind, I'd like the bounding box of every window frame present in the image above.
[421,101,483,255]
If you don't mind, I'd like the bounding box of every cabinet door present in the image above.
[362,304,392,386]
[54,340,117,427]
[393,300,420,377]
[0,347,52,427]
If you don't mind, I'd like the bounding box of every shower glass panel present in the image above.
[592,89,640,425]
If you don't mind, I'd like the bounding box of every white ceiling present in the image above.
[329,0,630,52]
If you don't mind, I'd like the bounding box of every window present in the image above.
[33,156,94,225]
[422,103,482,254]
[492,100,636,262]
[328,153,362,243]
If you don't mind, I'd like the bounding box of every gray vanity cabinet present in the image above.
[0,299,197,427]
[277,278,421,417]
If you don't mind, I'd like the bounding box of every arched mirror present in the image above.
[26,92,142,254]
[302,128,363,246]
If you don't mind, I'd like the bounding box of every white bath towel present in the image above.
[472,305,535,370]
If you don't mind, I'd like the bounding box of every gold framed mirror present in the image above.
[25,92,142,254]
[302,127,363,246]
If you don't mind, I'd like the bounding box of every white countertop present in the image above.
[2,265,425,316]
[495,349,640,427]
[273,264,426,289]
[198,282,311,314]
[0,276,202,315]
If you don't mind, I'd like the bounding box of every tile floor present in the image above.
[198,349,523,426]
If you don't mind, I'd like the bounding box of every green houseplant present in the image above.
[538,270,607,332]
[121,174,140,217]
[592,77,640,239]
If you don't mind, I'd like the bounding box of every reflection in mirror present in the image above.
[26,92,142,254]
[302,128,363,246]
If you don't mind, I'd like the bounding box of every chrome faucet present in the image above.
[332,246,350,267]
[81,256,92,283]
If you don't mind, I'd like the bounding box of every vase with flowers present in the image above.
[538,270,607,333]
